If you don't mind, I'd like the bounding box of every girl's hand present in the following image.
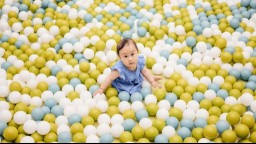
[93,88,104,96]
[151,76,162,88]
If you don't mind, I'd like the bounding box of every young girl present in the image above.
[93,38,162,96]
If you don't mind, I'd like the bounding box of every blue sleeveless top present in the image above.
[111,55,145,94]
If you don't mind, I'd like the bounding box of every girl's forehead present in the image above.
[120,44,137,53]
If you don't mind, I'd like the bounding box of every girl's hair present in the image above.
[116,38,138,55]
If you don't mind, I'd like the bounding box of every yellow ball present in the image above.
[89,107,101,121]
[107,105,120,117]
[131,125,144,140]
[70,123,84,134]
[235,124,250,138]
[222,130,237,143]
[120,131,133,143]
[107,96,120,106]
[73,132,86,143]
[81,116,94,127]
[3,126,18,141]
[44,132,57,143]
[241,114,255,128]
[123,109,135,120]
[192,127,203,141]
[169,108,182,121]
[67,91,79,101]
[146,103,159,117]
[169,135,183,143]
[28,33,38,43]
[9,81,22,92]
[226,111,240,125]
[34,56,46,68]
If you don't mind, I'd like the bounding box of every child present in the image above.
[93,38,162,96]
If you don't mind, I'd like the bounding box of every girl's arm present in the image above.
[93,70,120,96]
[141,67,162,88]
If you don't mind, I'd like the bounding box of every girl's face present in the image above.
[118,43,138,71]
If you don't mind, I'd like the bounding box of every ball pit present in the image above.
[0,0,256,143]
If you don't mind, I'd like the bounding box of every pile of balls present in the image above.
[0,0,256,143]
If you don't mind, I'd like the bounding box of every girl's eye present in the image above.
[124,55,128,58]
[131,53,134,56]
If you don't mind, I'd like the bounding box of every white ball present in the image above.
[174,100,187,112]
[96,100,108,112]
[21,94,31,105]
[191,58,202,66]
[139,117,152,130]
[198,138,210,143]
[58,97,72,108]
[0,109,12,123]
[12,22,23,32]
[204,90,216,100]
[202,56,213,65]
[62,84,74,95]
[20,136,35,143]
[13,111,27,125]
[64,106,76,117]
[181,52,192,62]
[23,120,37,134]
[41,91,54,102]
[182,70,193,80]
[106,50,118,62]
[73,42,84,53]
[110,114,124,125]
[240,93,254,106]
[250,100,256,112]
[162,126,176,138]
[49,25,59,36]
[162,66,174,78]
[97,74,107,85]
[152,63,163,75]
[175,25,185,35]
[202,28,213,38]
[97,123,111,136]
[131,101,144,112]
[225,97,237,106]
[8,91,22,104]
[83,49,94,60]
[97,113,111,124]
[84,125,97,136]
[144,94,157,105]
[30,97,43,107]
[183,109,196,120]
[118,101,131,113]
[188,77,200,86]
[86,135,100,143]
[37,121,51,135]
[210,47,221,58]
[186,100,200,112]
[196,109,209,119]
[57,124,70,135]
[76,106,89,117]
[0,85,10,97]
[110,124,124,138]
[158,100,171,110]
[24,27,34,36]
[212,76,224,85]
[55,115,69,126]
[219,113,228,121]
[196,42,207,53]
[62,43,74,54]
[80,36,90,46]
[0,101,9,110]
[106,29,115,37]
[84,98,96,109]
[156,108,169,120]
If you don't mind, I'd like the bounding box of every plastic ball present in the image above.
[118,101,131,113]
[110,124,124,138]
[177,127,191,140]
[23,120,37,134]
[100,133,114,143]
[221,130,237,143]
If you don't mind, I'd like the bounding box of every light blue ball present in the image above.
[0,121,7,135]
[84,14,93,23]
[58,132,72,143]
[51,65,62,76]
[177,58,188,66]
[235,27,245,33]
[238,36,249,43]
[137,27,147,37]
[208,83,220,92]
[125,19,134,28]
[165,93,177,106]
[230,18,240,29]
[217,13,225,20]
[201,21,211,28]
[89,84,99,95]
[41,106,51,114]
[118,91,130,101]
[210,19,219,25]
[200,16,208,22]
[140,87,151,99]
[165,116,179,129]
[70,78,81,88]
[234,14,243,21]
[51,105,64,117]
[130,92,143,102]
[106,22,114,28]
[48,83,60,94]
[36,8,45,14]
[164,12,173,18]
[69,37,79,44]
[248,8,256,15]
[1,35,9,42]
[253,112,256,120]
[74,53,84,61]
[249,75,256,83]
[135,109,149,121]
[242,11,251,19]
[224,46,235,54]
[193,25,203,35]
[122,119,136,132]
[1,62,12,70]
[192,92,204,102]
[45,98,58,109]
[122,31,132,39]
[165,38,175,45]
[180,118,194,130]
[136,12,143,19]
[100,133,114,143]
[241,0,250,7]
[251,52,256,57]
[154,134,168,143]
[192,19,201,25]
[250,0,256,10]
[68,114,82,125]
[186,36,197,47]
[177,127,191,140]
[194,118,207,128]
[42,0,50,9]
[15,40,24,48]
[217,89,229,100]
[96,14,103,21]
[31,107,45,121]
[240,68,252,81]
[48,3,57,10]
[160,49,170,60]
[119,16,127,23]
[246,81,256,91]
[19,4,28,11]
[216,120,230,134]
[229,69,240,80]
